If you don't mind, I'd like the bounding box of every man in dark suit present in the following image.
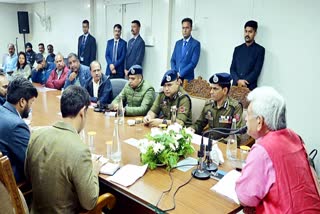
[0,72,9,105]
[105,24,127,78]
[170,18,201,82]
[85,60,112,108]
[230,20,265,90]
[125,20,145,77]
[78,20,97,67]
[0,77,38,183]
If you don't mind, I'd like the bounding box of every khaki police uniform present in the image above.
[190,97,243,140]
[150,87,192,126]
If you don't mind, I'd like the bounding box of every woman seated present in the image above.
[12,52,31,80]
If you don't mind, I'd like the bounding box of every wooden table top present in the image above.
[30,86,242,214]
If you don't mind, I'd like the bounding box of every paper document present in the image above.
[35,86,57,92]
[107,164,148,187]
[100,163,120,175]
[211,169,241,204]
[176,157,198,172]
[123,138,140,148]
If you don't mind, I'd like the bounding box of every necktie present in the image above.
[113,40,118,62]
[181,40,187,56]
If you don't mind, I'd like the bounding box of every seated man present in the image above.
[31,53,55,84]
[45,53,69,90]
[0,72,9,105]
[84,60,112,108]
[144,69,192,127]
[64,53,91,88]
[25,85,103,213]
[236,86,320,213]
[188,73,243,140]
[111,65,154,116]
[0,77,38,183]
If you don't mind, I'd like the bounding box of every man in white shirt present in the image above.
[84,61,112,109]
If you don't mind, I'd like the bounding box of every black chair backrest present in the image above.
[110,78,128,100]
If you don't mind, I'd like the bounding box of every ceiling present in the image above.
[0,0,48,4]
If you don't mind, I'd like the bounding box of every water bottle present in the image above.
[117,96,124,125]
[171,105,177,124]
[111,120,122,163]
[226,118,237,160]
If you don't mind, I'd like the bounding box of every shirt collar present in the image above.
[212,97,229,109]
[183,36,192,43]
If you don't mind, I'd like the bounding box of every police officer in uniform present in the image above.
[143,69,192,127]
[188,73,243,141]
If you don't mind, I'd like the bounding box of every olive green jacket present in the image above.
[112,80,155,116]
[150,87,192,126]
[25,121,99,213]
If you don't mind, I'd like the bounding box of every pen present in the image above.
[96,155,102,161]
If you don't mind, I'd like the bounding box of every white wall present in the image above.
[25,0,91,57]
[0,3,27,65]
[1,0,319,175]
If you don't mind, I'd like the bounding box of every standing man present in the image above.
[125,20,145,77]
[111,65,154,116]
[45,53,69,90]
[46,44,56,64]
[143,70,192,127]
[78,20,97,67]
[105,24,127,79]
[31,53,55,84]
[3,43,18,75]
[25,42,36,67]
[170,18,201,82]
[64,53,91,88]
[25,85,103,213]
[84,61,113,107]
[38,43,47,59]
[0,72,9,105]
[188,73,243,140]
[0,77,38,183]
[230,20,265,90]
[235,86,320,212]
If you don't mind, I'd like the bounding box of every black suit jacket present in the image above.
[77,33,97,66]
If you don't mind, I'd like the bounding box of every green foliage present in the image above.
[139,125,195,170]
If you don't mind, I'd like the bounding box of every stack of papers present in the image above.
[210,169,241,204]
[100,163,120,175]
[107,164,148,187]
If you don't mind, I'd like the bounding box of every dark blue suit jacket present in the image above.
[170,36,201,81]
[0,102,30,183]
[230,42,265,90]
[78,33,97,67]
[84,74,113,105]
[125,35,145,70]
[105,38,127,78]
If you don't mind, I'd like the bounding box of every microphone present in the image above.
[192,138,211,180]
[203,126,247,136]
[191,126,247,180]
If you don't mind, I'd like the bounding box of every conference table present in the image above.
[30,85,242,214]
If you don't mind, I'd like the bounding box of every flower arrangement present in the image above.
[139,123,195,170]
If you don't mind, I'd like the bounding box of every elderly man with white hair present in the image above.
[235,86,320,213]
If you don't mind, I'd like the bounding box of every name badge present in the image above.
[219,115,231,124]
[80,57,84,62]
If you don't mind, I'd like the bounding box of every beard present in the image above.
[21,106,30,119]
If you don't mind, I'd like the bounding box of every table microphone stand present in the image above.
[192,126,247,180]
[192,139,211,180]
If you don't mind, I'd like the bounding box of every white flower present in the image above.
[185,127,195,136]
[175,140,179,149]
[138,139,155,154]
[174,134,183,141]
[167,123,182,133]
[153,143,165,154]
[150,127,163,137]
[169,143,176,151]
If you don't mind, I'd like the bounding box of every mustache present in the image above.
[245,36,250,39]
